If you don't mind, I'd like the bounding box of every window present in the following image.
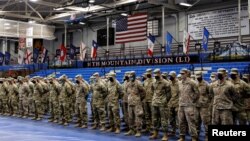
[147,19,159,36]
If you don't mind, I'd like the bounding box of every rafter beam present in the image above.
[148,0,182,11]
[0,12,42,21]
[25,1,45,21]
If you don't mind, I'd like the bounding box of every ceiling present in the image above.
[0,0,245,27]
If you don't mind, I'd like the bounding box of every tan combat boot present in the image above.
[161,132,168,141]
[191,136,197,141]
[115,127,120,134]
[106,126,114,132]
[91,124,97,130]
[99,124,106,131]
[149,130,158,139]
[177,135,185,141]
[81,124,87,128]
[124,129,134,136]
[134,130,141,137]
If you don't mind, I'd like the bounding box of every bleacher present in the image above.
[30,61,250,82]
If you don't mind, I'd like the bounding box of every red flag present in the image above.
[60,44,67,61]
[183,30,190,54]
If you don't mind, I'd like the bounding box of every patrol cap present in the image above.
[108,72,116,77]
[180,68,188,74]
[125,71,130,75]
[153,68,161,76]
[217,68,226,74]
[210,72,217,77]
[230,68,238,75]
[191,74,195,78]
[145,68,152,74]
[25,75,30,79]
[243,74,249,79]
[75,74,82,78]
[130,71,136,75]
[90,76,95,79]
[195,71,203,77]
[177,74,181,78]
[162,72,168,77]
[169,71,176,77]
[93,72,99,77]
[17,76,24,80]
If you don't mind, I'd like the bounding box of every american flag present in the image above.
[115,13,148,44]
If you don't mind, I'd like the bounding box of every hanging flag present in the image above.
[0,52,4,66]
[33,48,39,63]
[60,44,67,62]
[4,51,11,65]
[41,48,48,63]
[80,41,87,61]
[24,49,32,64]
[115,13,148,44]
[19,38,26,48]
[183,30,191,54]
[69,44,76,59]
[91,40,98,58]
[147,33,155,57]
[166,32,173,54]
[18,49,25,64]
[203,27,209,51]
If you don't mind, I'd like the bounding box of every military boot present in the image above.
[161,133,168,141]
[91,124,97,130]
[99,124,106,131]
[115,127,120,134]
[48,118,54,122]
[124,129,135,136]
[64,122,69,126]
[149,130,158,139]
[53,119,58,123]
[177,135,185,141]
[135,130,141,137]
[106,126,115,132]
[81,124,87,128]
[74,123,81,127]
[191,136,197,141]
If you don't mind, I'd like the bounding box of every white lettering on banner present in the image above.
[188,6,249,39]
[26,27,33,48]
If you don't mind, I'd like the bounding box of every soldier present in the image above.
[74,75,89,128]
[230,68,250,125]
[7,78,19,116]
[18,76,30,118]
[67,78,76,122]
[26,75,35,117]
[211,68,237,125]
[142,68,154,133]
[89,76,96,123]
[106,72,123,134]
[58,75,73,126]
[210,72,217,83]
[190,74,196,81]
[32,77,44,120]
[0,78,9,115]
[124,71,145,137]
[178,68,199,141]
[90,72,107,131]
[167,71,180,136]
[48,76,61,123]
[162,72,169,80]
[149,69,171,140]
[177,74,182,82]
[121,71,130,130]
[195,71,211,141]
[243,74,250,123]
[39,77,49,115]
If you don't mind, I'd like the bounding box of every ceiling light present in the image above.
[89,0,95,3]
[54,7,65,11]
[28,20,36,23]
[179,2,192,7]
[79,22,85,25]
[5,27,11,30]
[4,23,10,26]
[29,0,38,2]
[121,13,128,16]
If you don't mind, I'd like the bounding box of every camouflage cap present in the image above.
[145,68,152,74]
[125,71,130,75]
[90,76,95,79]
[243,74,249,79]
[153,69,161,76]
[177,74,181,78]
[195,71,202,76]
[191,74,195,78]
[230,68,238,75]
[130,71,136,75]
[17,76,24,80]
[169,71,176,77]
[162,72,168,77]
[217,68,226,74]
[93,72,99,77]
[210,72,217,77]
[108,72,116,77]
[75,74,82,78]
[180,68,188,74]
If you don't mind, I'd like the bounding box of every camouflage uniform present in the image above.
[7,78,19,116]
[150,69,171,141]
[18,78,30,118]
[143,69,154,131]
[90,73,107,131]
[59,75,73,125]
[48,78,61,122]
[230,68,250,125]
[0,78,9,115]
[243,74,250,123]
[40,79,49,115]
[27,79,35,116]
[33,78,44,120]
[125,71,145,137]
[106,72,123,133]
[210,69,237,125]
[195,72,211,138]
[178,69,199,141]
[74,75,89,128]
[122,72,130,127]
[168,71,180,134]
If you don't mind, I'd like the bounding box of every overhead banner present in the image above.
[188,6,249,39]
[26,27,33,48]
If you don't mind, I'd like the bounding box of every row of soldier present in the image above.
[0,68,249,141]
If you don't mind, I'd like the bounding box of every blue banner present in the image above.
[203,27,209,51]
[166,32,173,54]
[33,48,39,63]
[69,44,76,59]
[0,52,4,66]
[4,51,11,65]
